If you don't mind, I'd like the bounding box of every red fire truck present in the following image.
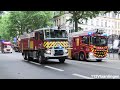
[68,29,108,62]
[1,41,13,53]
[20,27,69,64]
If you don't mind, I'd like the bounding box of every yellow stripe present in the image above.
[44,41,69,48]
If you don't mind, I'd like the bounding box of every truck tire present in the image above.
[59,58,65,63]
[28,52,32,61]
[96,59,102,62]
[79,52,85,61]
[23,52,28,60]
[38,54,46,64]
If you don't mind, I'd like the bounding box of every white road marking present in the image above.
[30,61,41,65]
[76,61,120,70]
[72,73,94,79]
[45,65,64,71]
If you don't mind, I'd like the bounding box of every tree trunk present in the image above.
[75,19,78,32]
[73,11,78,32]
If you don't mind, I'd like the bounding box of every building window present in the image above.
[112,21,114,28]
[63,17,64,23]
[59,19,61,25]
[109,21,110,27]
[119,22,120,29]
[117,14,119,19]
[112,13,116,18]
[91,20,93,25]
[96,19,99,26]
[105,20,107,27]
[85,20,87,25]
[115,21,117,28]
[108,13,110,18]
[119,14,120,19]
[54,20,56,26]
[101,20,103,27]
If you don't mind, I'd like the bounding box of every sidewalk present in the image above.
[108,53,120,60]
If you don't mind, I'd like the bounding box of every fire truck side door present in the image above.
[81,36,89,51]
[73,37,80,52]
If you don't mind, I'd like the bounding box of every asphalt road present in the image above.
[0,51,120,79]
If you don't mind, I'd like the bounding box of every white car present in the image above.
[3,45,12,53]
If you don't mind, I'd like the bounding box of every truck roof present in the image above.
[69,29,105,38]
[2,42,11,44]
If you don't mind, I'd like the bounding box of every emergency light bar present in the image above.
[3,42,11,44]
[101,33,108,36]
[88,32,92,35]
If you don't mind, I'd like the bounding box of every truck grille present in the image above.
[54,50,64,56]
[94,51,105,58]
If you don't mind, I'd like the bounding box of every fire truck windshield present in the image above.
[45,29,68,39]
[91,36,108,46]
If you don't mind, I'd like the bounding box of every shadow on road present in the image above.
[70,59,106,63]
[22,59,66,65]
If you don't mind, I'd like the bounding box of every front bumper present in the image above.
[4,49,12,53]
[44,53,68,59]
[87,53,108,61]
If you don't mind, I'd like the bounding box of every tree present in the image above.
[8,11,54,39]
[0,11,54,40]
[0,13,11,41]
[0,11,3,15]
[68,11,102,32]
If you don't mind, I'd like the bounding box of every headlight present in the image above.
[89,52,93,56]
[65,49,68,53]
[46,49,51,54]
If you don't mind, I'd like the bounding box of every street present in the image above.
[0,51,120,79]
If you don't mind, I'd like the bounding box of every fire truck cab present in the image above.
[20,27,69,64]
[68,29,108,62]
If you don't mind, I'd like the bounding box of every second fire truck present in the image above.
[20,27,69,64]
[68,29,108,62]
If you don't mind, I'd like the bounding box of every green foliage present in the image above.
[68,11,101,32]
[0,11,54,41]
[0,13,11,40]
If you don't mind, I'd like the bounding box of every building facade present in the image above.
[53,11,120,36]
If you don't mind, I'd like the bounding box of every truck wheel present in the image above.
[79,53,85,61]
[38,55,46,64]
[28,52,33,61]
[96,59,102,62]
[23,52,28,60]
[59,58,65,63]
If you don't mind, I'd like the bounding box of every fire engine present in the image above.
[20,27,69,64]
[68,29,108,62]
[1,41,13,53]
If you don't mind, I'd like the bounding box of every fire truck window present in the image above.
[82,36,89,44]
[35,33,38,40]
[39,31,44,40]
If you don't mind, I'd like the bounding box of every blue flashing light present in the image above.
[88,32,92,35]
[59,45,63,49]
[102,33,108,36]
[14,37,17,42]
[2,40,5,43]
